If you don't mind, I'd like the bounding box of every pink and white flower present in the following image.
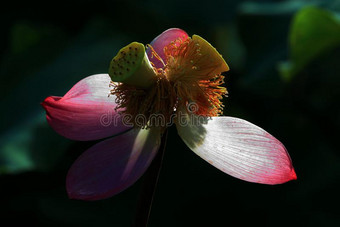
[42,28,296,201]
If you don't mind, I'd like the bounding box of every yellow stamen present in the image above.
[111,35,229,128]
[164,36,229,117]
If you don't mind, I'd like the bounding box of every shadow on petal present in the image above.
[175,110,208,149]
[66,127,161,200]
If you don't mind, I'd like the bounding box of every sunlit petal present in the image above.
[176,114,297,184]
[42,74,130,141]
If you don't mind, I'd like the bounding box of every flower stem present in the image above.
[132,129,168,227]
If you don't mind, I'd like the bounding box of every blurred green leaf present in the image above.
[279,6,340,81]
[214,24,246,71]
[239,0,309,15]
[239,0,340,15]
[10,23,43,54]
[0,113,70,174]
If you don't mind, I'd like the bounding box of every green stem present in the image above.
[132,129,168,227]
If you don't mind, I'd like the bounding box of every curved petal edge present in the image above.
[147,28,188,68]
[42,74,130,141]
[66,127,161,200]
[176,115,297,185]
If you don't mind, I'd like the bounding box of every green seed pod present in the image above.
[109,42,157,89]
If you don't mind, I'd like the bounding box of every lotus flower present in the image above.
[42,28,297,201]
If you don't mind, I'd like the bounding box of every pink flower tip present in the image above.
[290,168,298,181]
[41,96,59,111]
[41,96,49,109]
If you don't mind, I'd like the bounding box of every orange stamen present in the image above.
[111,36,229,128]
[146,44,166,68]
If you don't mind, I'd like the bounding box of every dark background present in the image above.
[1,0,340,226]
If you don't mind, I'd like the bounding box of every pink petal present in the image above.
[42,74,130,141]
[176,115,297,185]
[66,127,161,200]
[147,28,188,68]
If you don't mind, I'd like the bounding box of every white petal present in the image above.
[176,114,296,184]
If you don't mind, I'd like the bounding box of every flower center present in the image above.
[110,35,229,128]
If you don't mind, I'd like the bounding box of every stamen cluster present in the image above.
[111,37,227,128]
